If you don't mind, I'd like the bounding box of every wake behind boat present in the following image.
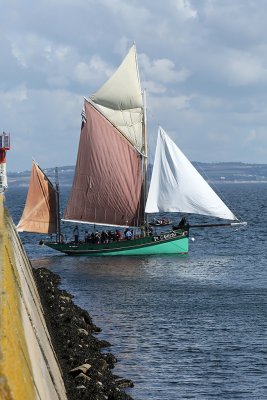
[16,45,246,256]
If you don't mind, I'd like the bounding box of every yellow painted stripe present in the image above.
[0,195,36,400]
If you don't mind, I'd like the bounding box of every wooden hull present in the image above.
[44,230,189,256]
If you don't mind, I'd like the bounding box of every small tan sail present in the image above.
[17,161,57,233]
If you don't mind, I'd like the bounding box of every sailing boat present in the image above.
[17,45,245,256]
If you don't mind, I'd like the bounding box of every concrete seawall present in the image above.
[0,194,67,400]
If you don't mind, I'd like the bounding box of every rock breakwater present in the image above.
[33,267,134,400]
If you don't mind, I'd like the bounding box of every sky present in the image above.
[1,0,267,172]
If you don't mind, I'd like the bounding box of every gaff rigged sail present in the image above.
[17,161,57,233]
[63,100,144,227]
[63,44,145,227]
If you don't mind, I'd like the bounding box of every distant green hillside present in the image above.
[192,162,267,182]
[8,162,267,187]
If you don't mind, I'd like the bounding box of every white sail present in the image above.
[90,44,144,152]
[145,127,237,220]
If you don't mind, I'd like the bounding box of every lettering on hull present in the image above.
[153,231,187,242]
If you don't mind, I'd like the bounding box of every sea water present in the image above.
[5,183,267,399]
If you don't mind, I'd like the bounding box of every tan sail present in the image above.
[17,161,57,233]
[63,100,144,227]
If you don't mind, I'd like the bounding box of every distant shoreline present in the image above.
[7,179,267,187]
[7,162,267,185]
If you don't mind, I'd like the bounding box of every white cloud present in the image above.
[148,94,192,122]
[74,56,113,87]
[6,88,82,171]
[139,53,191,85]
[143,80,166,94]
[245,129,257,143]
[225,51,267,86]
[176,0,197,19]
[10,33,70,68]
[0,85,28,108]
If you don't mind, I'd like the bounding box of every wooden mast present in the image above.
[55,167,61,243]
[142,88,149,228]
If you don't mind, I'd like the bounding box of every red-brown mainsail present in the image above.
[63,100,144,227]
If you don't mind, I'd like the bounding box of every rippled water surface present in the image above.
[6,183,267,399]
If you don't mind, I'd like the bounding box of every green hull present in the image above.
[45,230,189,256]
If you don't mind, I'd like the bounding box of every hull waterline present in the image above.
[44,230,189,256]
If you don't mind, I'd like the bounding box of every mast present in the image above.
[0,132,10,193]
[55,167,61,242]
[142,89,149,227]
[134,44,148,227]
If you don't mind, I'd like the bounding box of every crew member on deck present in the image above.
[125,229,133,240]
[172,217,187,231]
[73,225,79,243]
[115,230,121,241]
